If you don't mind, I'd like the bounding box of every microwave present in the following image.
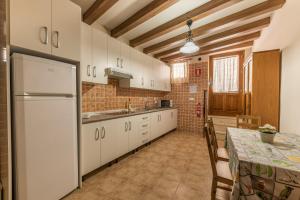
[159,100,173,108]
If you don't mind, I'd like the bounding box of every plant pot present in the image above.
[260,132,276,143]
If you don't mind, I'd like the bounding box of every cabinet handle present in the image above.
[142,117,148,120]
[39,26,48,45]
[129,121,131,131]
[142,131,148,136]
[120,59,123,68]
[93,66,96,77]
[101,127,106,139]
[52,31,59,48]
[87,65,91,76]
[117,58,119,67]
[95,128,100,141]
[125,122,128,132]
[157,115,159,122]
[141,77,144,86]
[142,124,148,128]
[142,139,148,143]
[171,112,173,118]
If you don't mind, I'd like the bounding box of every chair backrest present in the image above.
[204,126,217,178]
[236,115,261,130]
[207,118,219,161]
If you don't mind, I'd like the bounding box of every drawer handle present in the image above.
[142,139,148,143]
[142,131,148,135]
[142,124,148,128]
[142,117,148,120]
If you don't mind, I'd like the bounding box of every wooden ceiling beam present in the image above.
[83,0,119,25]
[111,0,177,38]
[154,17,270,58]
[161,32,260,61]
[163,41,254,62]
[129,0,241,47]
[144,0,285,54]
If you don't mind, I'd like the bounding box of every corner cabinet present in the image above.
[81,23,108,84]
[82,109,177,176]
[10,0,81,61]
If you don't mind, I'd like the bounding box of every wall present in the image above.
[82,79,168,112]
[0,0,11,199]
[82,61,208,134]
[280,37,300,135]
[164,62,208,133]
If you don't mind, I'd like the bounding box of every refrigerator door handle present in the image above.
[20,92,75,98]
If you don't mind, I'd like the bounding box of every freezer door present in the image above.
[14,96,78,200]
[12,53,76,95]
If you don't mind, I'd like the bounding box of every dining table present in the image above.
[226,127,300,200]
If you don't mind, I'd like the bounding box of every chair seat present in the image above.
[217,147,229,161]
[216,188,231,200]
[216,160,233,182]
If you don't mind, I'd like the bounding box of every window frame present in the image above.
[210,52,243,94]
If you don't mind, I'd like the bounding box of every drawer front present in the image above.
[139,121,150,130]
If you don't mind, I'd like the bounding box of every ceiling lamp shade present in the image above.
[180,19,199,54]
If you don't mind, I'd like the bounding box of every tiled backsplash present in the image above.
[82,79,168,112]
[82,62,208,133]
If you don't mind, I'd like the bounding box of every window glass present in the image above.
[213,56,239,93]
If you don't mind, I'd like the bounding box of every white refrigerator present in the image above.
[11,53,78,200]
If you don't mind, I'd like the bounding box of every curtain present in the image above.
[171,62,189,83]
[213,56,239,93]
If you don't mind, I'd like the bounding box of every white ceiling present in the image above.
[254,0,300,51]
[71,0,288,56]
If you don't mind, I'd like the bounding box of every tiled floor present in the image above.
[65,131,212,200]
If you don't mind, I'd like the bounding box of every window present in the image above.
[171,62,188,83]
[212,56,239,93]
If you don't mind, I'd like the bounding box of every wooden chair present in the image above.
[204,127,233,200]
[236,115,261,130]
[207,119,229,162]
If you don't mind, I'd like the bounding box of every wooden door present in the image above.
[10,0,52,54]
[52,0,81,61]
[81,123,101,175]
[251,50,280,129]
[80,23,92,82]
[92,28,108,84]
[208,51,244,116]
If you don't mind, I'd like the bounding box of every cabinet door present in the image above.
[120,43,131,70]
[81,23,92,82]
[117,118,129,157]
[107,37,121,68]
[171,109,178,130]
[52,0,81,61]
[92,29,108,84]
[128,116,139,151]
[143,56,153,89]
[82,123,101,175]
[150,112,162,140]
[130,49,144,89]
[165,65,171,92]
[10,0,52,54]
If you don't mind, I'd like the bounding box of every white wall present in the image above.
[280,37,300,134]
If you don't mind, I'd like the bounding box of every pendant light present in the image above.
[180,19,199,54]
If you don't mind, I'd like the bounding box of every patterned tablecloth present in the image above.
[226,128,300,200]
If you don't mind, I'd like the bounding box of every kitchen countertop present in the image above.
[82,107,177,124]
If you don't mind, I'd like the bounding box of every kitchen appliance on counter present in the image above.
[159,100,173,108]
[11,54,78,200]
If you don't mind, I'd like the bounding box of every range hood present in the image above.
[105,67,133,79]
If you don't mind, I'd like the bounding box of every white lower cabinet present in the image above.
[82,109,177,175]
[82,122,101,175]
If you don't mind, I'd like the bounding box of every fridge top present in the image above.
[12,53,77,96]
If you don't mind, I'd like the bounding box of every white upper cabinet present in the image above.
[107,37,121,68]
[120,43,131,70]
[81,23,92,83]
[10,0,81,61]
[81,23,108,84]
[51,0,81,61]
[10,0,52,54]
[91,28,108,84]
